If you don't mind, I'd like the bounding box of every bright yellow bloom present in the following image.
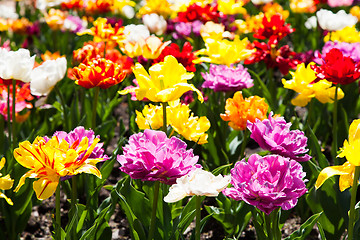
[14,136,102,200]
[194,36,254,66]
[113,0,136,10]
[315,161,355,191]
[168,101,210,144]
[218,0,247,15]
[263,2,289,20]
[290,0,317,14]
[338,119,360,166]
[137,0,172,17]
[119,55,203,102]
[0,18,9,32]
[120,36,171,59]
[221,91,268,131]
[0,158,14,205]
[78,17,125,44]
[324,26,360,43]
[136,101,210,144]
[136,103,163,130]
[282,63,344,107]
[169,0,211,14]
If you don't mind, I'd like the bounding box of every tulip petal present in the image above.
[315,162,354,190]
[33,178,59,201]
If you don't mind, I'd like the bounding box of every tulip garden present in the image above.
[1,0,360,239]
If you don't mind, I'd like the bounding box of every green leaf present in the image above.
[284,212,322,240]
[248,69,274,110]
[113,189,145,240]
[306,184,348,239]
[307,124,329,169]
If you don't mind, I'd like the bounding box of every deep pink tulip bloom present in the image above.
[223,154,307,215]
[117,129,201,184]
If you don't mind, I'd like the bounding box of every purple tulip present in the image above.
[201,64,253,92]
[117,129,201,184]
[223,154,307,215]
[247,113,311,162]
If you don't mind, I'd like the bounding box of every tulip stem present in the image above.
[265,212,273,240]
[162,102,167,135]
[55,183,61,240]
[348,166,360,240]
[195,195,202,240]
[240,128,249,160]
[54,85,69,131]
[271,208,281,240]
[148,181,160,240]
[6,85,12,149]
[11,79,16,149]
[92,87,100,130]
[70,176,78,238]
[333,84,339,164]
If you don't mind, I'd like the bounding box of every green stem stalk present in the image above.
[333,85,339,164]
[11,80,16,149]
[195,196,202,240]
[347,166,360,240]
[239,129,249,160]
[148,181,160,240]
[271,208,281,240]
[162,102,167,135]
[6,85,11,148]
[70,176,78,238]
[54,85,69,131]
[55,184,61,240]
[265,213,273,240]
[92,87,100,130]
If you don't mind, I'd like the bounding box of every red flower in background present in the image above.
[61,0,84,10]
[311,48,360,85]
[245,37,301,75]
[253,14,294,41]
[153,42,197,72]
[175,3,222,23]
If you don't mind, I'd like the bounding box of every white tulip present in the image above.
[305,16,317,30]
[121,5,135,19]
[316,9,358,32]
[30,57,67,96]
[0,5,18,19]
[143,13,167,35]
[0,48,35,83]
[164,169,231,203]
[123,24,150,43]
[36,0,63,11]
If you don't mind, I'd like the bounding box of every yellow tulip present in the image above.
[136,104,163,130]
[194,36,254,66]
[217,0,247,15]
[324,26,360,43]
[0,158,14,205]
[282,63,344,107]
[119,55,203,103]
[315,161,355,192]
[168,101,210,144]
[14,136,102,200]
[316,119,360,191]
[136,101,210,144]
[338,119,360,166]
